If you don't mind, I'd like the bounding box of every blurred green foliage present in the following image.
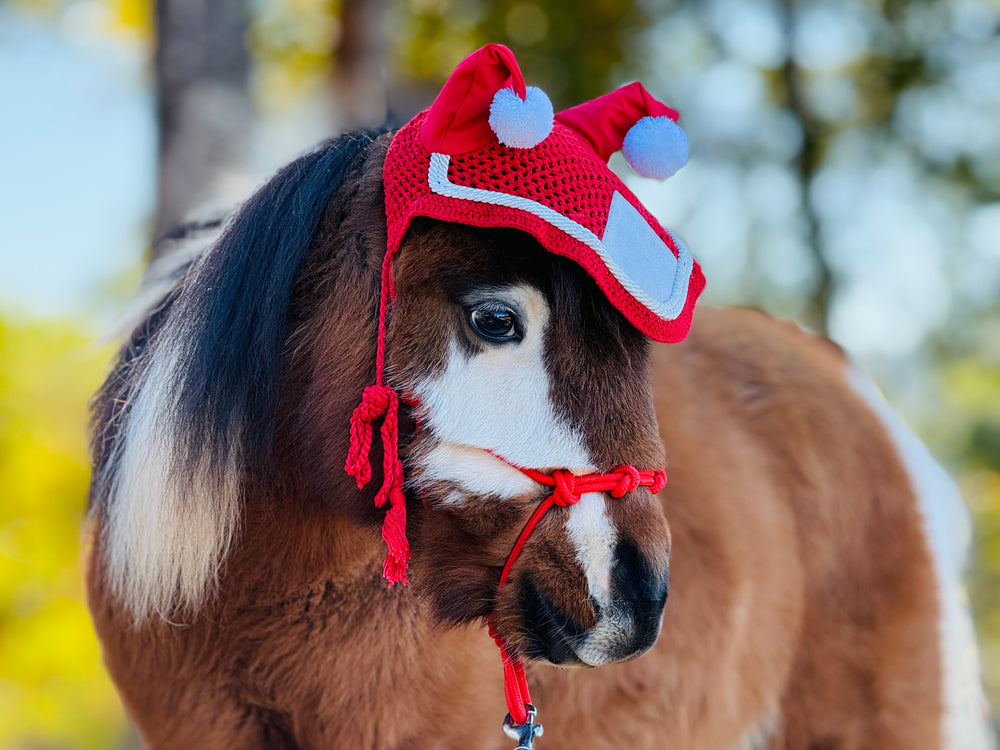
[250,0,342,111]
[392,0,656,105]
[936,355,1000,705]
[248,0,662,113]
[0,316,127,749]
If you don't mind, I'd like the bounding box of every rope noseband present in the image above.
[489,461,667,742]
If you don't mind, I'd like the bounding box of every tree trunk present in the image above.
[155,0,251,240]
[331,0,387,132]
[780,0,832,336]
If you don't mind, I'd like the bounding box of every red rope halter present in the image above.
[489,462,667,726]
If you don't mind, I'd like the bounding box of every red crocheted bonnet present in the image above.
[382,43,705,342]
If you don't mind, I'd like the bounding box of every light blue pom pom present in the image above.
[489,86,554,149]
[622,116,689,179]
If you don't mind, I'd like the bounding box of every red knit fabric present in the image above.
[489,462,668,726]
[421,44,525,154]
[383,112,705,343]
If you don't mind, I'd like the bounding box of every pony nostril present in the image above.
[610,538,669,605]
[634,575,668,638]
[609,538,669,650]
[650,573,669,609]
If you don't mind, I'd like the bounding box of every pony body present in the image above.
[86,133,991,749]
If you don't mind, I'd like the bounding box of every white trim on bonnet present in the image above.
[427,152,693,322]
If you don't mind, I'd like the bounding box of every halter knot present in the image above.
[649,469,668,495]
[609,464,641,497]
[550,470,581,506]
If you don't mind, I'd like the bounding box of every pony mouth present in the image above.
[516,575,666,668]
[570,607,664,667]
[517,576,588,666]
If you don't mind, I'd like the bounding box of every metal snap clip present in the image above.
[502,704,544,750]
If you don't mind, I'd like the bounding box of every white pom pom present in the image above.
[622,116,689,179]
[489,86,554,149]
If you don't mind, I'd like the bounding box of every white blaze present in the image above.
[413,285,594,487]
[412,284,632,659]
[565,492,616,605]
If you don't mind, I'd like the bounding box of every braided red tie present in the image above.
[344,253,411,585]
[489,463,667,726]
[345,384,410,584]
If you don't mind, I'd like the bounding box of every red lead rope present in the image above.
[488,463,667,727]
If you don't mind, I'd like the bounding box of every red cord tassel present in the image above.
[345,383,411,585]
[380,501,409,585]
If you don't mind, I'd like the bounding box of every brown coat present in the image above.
[86,133,970,749]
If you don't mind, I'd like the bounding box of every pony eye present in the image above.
[467,302,522,343]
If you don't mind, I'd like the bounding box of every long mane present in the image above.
[90,131,381,621]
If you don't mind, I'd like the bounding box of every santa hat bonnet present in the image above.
[347,44,705,585]
[384,43,704,341]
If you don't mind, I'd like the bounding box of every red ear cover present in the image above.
[387,45,703,345]
[555,81,679,163]
[421,44,526,155]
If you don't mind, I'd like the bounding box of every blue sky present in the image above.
[0,8,154,327]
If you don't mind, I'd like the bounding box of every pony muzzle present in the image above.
[510,536,669,668]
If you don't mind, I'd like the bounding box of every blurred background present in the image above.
[0,0,998,746]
